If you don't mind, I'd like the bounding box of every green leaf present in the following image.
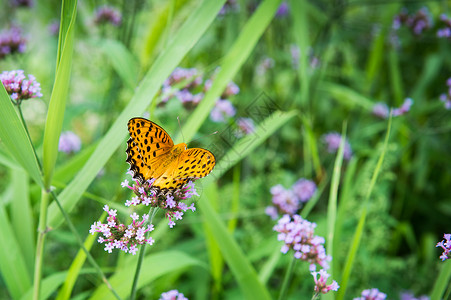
[0,203,32,298]
[0,85,43,187]
[42,0,77,188]
[100,39,139,90]
[178,0,284,143]
[89,251,204,299]
[47,0,227,228]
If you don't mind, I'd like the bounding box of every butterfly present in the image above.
[126,118,215,193]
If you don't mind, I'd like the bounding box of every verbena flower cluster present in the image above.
[94,5,122,26]
[393,7,432,35]
[58,131,81,154]
[372,98,414,118]
[0,70,42,103]
[437,14,451,39]
[322,132,352,160]
[439,78,451,110]
[0,27,26,59]
[89,205,155,255]
[159,67,239,123]
[159,289,188,300]
[235,117,255,137]
[354,288,386,300]
[400,291,430,300]
[436,233,451,261]
[273,214,331,270]
[266,178,316,219]
[10,0,33,7]
[290,44,320,70]
[276,2,289,18]
[311,269,339,295]
[90,173,199,254]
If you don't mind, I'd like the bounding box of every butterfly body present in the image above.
[126,118,215,192]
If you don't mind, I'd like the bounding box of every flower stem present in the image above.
[130,207,158,300]
[277,256,296,300]
[17,104,43,171]
[33,189,49,300]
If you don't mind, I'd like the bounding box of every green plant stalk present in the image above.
[33,189,49,300]
[337,115,392,300]
[130,207,158,300]
[17,105,42,171]
[430,259,451,300]
[277,256,296,300]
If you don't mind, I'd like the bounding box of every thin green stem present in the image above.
[17,104,43,172]
[130,207,158,300]
[277,256,296,300]
[33,189,50,300]
[49,190,122,300]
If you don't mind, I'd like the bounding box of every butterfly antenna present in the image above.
[188,131,218,145]
[177,116,186,143]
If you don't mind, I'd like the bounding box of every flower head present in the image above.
[210,99,236,122]
[372,102,389,119]
[436,233,451,261]
[160,67,204,108]
[94,5,122,26]
[276,2,289,17]
[322,132,352,160]
[439,78,451,110]
[354,288,387,300]
[273,214,332,270]
[159,289,188,300]
[0,27,26,59]
[400,291,430,300]
[10,0,33,7]
[392,98,413,116]
[292,178,316,202]
[0,70,42,104]
[312,269,339,295]
[58,131,81,154]
[235,117,255,137]
[393,7,432,35]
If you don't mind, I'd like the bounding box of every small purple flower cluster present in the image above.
[436,233,451,261]
[159,289,188,300]
[94,5,122,26]
[58,131,81,154]
[439,78,451,110]
[290,45,320,70]
[255,57,275,76]
[321,132,352,160]
[0,70,42,103]
[160,67,204,108]
[276,2,289,18]
[89,205,155,255]
[0,27,26,59]
[437,14,451,39]
[372,98,413,118]
[121,176,197,228]
[273,214,331,270]
[354,288,387,300]
[400,291,430,300]
[311,269,339,295]
[10,0,33,7]
[210,99,236,122]
[266,178,316,219]
[235,117,255,137]
[393,7,432,35]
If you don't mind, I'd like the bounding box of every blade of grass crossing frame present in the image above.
[178,0,284,143]
[323,122,347,300]
[430,259,451,299]
[337,115,392,300]
[11,169,35,276]
[0,203,31,298]
[42,0,77,188]
[0,85,43,187]
[47,0,227,228]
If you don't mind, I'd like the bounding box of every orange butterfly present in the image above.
[126,118,215,192]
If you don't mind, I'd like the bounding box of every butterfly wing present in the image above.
[126,118,174,183]
[153,148,216,190]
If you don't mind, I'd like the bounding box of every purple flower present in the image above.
[354,288,387,300]
[436,233,451,261]
[372,102,390,119]
[0,70,42,104]
[160,67,204,107]
[90,205,155,255]
[276,2,289,17]
[10,0,33,7]
[48,20,60,36]
[269,184,300,216]
[210,99,236,122]
[439,78,451,110]
[159,289,188,300]
[235,117,255,137]
[58,131,81,154]
[273,214,332,270]
[393,7,432,36]
[0,27,26,59]
[437,14,451,39]
[94,5,122,26]
[255,57,275,76]
[392,98,413,116]
[322,132,352,160]
[400,291,430,300]
[292,178,316,202]
[312,269,339,295]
